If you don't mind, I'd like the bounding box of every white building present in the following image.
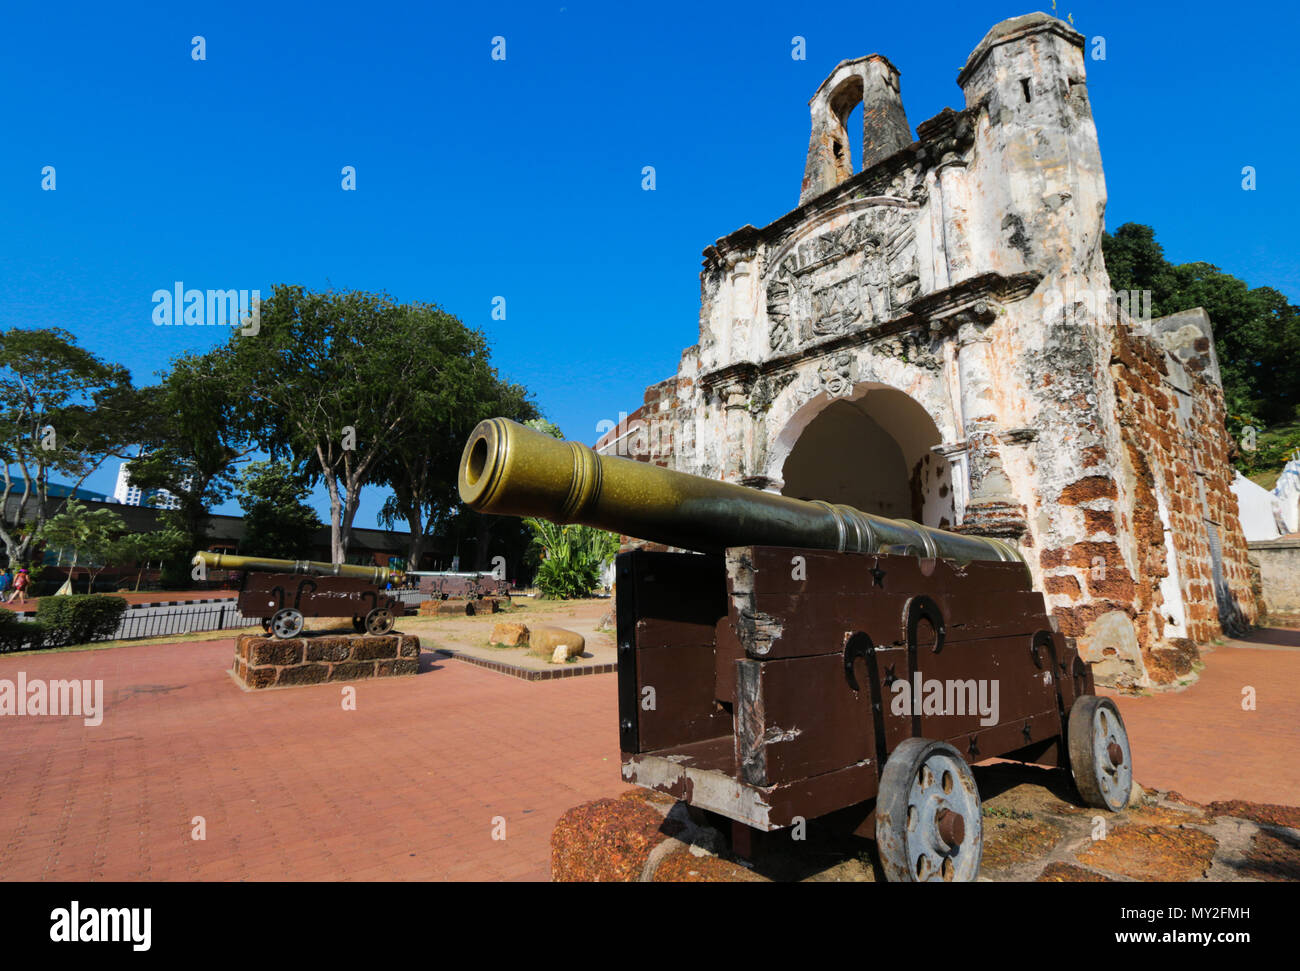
[1230,471,1284,541]
[113,461,189,510]
[1274,457,1300,535]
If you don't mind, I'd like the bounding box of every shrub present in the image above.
[0,613,49,653]
[160,558,190,589]
[524,519,618,600]
[35,595,128,647]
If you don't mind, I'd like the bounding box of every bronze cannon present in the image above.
[192,552,406,638]
[458,418,1134,882]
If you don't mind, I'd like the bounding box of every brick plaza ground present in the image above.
[1,628,1296,881]
[1098,628,1300,806]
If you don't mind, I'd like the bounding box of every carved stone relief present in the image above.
[765,206,920,354]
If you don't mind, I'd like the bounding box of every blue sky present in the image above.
[3,1,1296,531]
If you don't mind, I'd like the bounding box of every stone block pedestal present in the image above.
[233,633,421,689]
[416,597,505,617]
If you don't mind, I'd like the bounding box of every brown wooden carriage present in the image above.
[456,418,1135,881]
[193,552,406,638]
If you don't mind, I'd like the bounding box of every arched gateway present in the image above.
[772,385,956,529]
[594,12,1256,688]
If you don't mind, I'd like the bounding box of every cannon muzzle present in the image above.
[458,418,1024,569]
[192,551,396,586]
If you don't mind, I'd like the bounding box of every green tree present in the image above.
[523,418,562,438]
[127,348,258,558]
[0,328,146,566]
[376,376,537,570]
[233,461,321,559]
[37,499,127,593]
[103,527,188,591]
[228,285,530,564]
[1103,223,1300,426]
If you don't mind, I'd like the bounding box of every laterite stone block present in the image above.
[232,634,421,689]
[249,641,303,667]
[328,661,377,681]
[305,642,352,663]
[352,640,399,661]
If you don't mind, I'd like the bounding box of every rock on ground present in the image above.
[551,762,1300,882]
[529,625,584,662]
[489,622,529,647]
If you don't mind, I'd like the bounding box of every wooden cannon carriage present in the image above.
[192,552,406,638]
[456,417,1135,882]
[411,571,511,600]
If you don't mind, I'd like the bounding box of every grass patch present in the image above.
[983,806,1035,820]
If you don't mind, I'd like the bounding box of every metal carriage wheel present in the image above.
[365,607,394,635]
[875,737,983,883]
[1068,696,1133,811]
[269,608,304,639]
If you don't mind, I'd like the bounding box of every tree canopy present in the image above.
[128,347,258,557]
[233,460,321,559]
[0,328,147,566]
[227,285,539,564]
[37,498,127,593]
[1103,223,1300,428]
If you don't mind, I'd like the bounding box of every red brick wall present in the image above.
[1099,325,1252,656]
[1036,323,1256,681]
[593,373,693,470]
[593,373,696,553]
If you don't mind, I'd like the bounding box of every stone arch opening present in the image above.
[775,386,956,528]
[825,75,864,182]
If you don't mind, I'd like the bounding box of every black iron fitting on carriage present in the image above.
[457,418,1135,883]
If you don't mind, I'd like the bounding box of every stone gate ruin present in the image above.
[595,12,1256,687]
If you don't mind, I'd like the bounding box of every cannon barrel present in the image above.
[192,551,395,586]
[458,418,1025,570]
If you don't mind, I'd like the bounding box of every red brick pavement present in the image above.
[1,631,1295,882]
[1098,633,1300,806]
[0,638,624,881]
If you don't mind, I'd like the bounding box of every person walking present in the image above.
[7,568,30,605]
[0,568,11,600]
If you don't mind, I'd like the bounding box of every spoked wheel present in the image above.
[1068,696,1133,810]
[365,608,394,635]
[270,608,304,639]
[876,737,983,882]
[351,615,367,633]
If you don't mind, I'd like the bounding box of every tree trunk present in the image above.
[336,468,367,565]
[474,515,493,570]
[404,508,425,571]
[324,471,344,564]
[340,492,359,564]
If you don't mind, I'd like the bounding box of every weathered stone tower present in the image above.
[596,12,1256,687]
